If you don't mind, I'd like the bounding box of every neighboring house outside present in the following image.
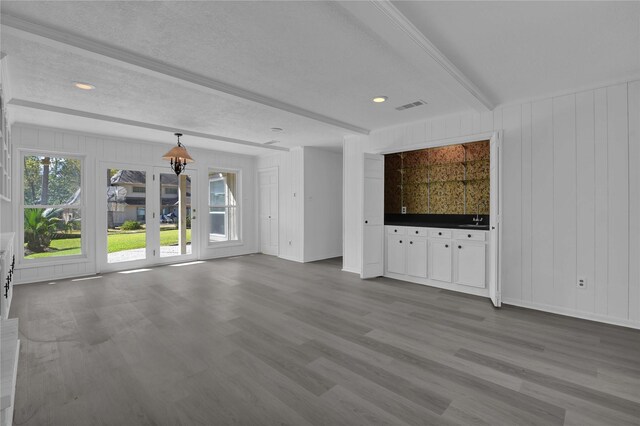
[107,170,191,228]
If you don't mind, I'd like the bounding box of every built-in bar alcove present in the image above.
[384,140,490,215]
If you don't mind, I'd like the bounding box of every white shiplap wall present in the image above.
[303,147,343,262]
[258,146,343,263]
[343,81,640,328]
[11,124,259,284]
[257,148,304,262]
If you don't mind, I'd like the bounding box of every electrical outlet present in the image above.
[401,206,407,214]
[577,277,587,289]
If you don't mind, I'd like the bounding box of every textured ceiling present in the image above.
[2,33,349,151]
[1,0,469,154]
[2,1,639,155]
[393,1,640,106]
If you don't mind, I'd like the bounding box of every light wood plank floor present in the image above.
[9,255,640,425]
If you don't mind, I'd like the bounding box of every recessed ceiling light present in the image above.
[372,96,388,103]
[74,82,95,90]
[270,127,283,133]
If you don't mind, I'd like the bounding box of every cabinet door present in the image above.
[407,238,427,278]
[429,240,452,282]
[387,234,406,275]
[455,242,486,288]
[362,153,384,278]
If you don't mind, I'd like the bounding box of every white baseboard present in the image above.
[384,271,490,298]
[341,267,360,275]
[502,298,640,330]
[303,252,343,263]
[14,250,260,285]
[278,254,304,263]
[14,271,97,285]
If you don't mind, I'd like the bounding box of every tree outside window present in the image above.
[22,154,83,259]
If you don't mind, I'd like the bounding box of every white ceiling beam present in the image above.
[8,99,290,152]
[1,14,370,135]
[337,0,494,112]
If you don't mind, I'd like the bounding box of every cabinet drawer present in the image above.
[406,227,428,237]
[428,229,452,239]
[453,230,486,242]
[387,226,406,235]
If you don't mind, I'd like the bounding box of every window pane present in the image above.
[24,208,82,258]
[159,173,192,258]
[24,156,81,205]
[107,169,147,264]
[208,171,239,243]
[208,171,237,207]
[209,207,226,239]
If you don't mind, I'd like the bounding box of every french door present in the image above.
[98,163,198,272]
[153,167,198,264]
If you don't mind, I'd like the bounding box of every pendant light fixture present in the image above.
[162,133,194,176]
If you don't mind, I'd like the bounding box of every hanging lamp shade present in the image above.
[163,133,194,175]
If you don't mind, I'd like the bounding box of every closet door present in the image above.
[259,168,278,256]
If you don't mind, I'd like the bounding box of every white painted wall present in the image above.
[344,81,640,328]
[258,146,343,263]
[10,124,259,284]
[257,148,304,262]
[303,147,342,262]
[0,199,10,235]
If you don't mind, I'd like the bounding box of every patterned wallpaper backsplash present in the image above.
[384,140,490,215]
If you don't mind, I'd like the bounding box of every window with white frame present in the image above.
[22,154,83,260]
[208,170,239,242]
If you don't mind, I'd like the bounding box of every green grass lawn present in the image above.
[25,229,192,259]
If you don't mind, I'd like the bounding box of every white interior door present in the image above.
[489,132,503,307]
[361,153,384,278]
[259,168,278,255]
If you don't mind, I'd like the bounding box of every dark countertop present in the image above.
[384,214,490,231]
[384,221,489,231]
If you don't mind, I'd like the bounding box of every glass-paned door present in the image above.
[156,169,197,260]
[99,165,152,271]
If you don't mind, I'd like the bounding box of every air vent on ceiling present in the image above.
[395,100,427,111]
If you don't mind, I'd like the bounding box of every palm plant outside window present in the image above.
[22,154,83,259]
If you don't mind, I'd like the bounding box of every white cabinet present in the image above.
[385,226,489,297]
[0,233,15,320]
[454,241,486,288]
[429,239,452,282]
[407,238,427,278]
[387,234,406,275]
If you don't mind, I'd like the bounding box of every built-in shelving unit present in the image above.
[1,318,19,426]
[1,233,15,320]
[0,84,11,202]
[385,141,490,215]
